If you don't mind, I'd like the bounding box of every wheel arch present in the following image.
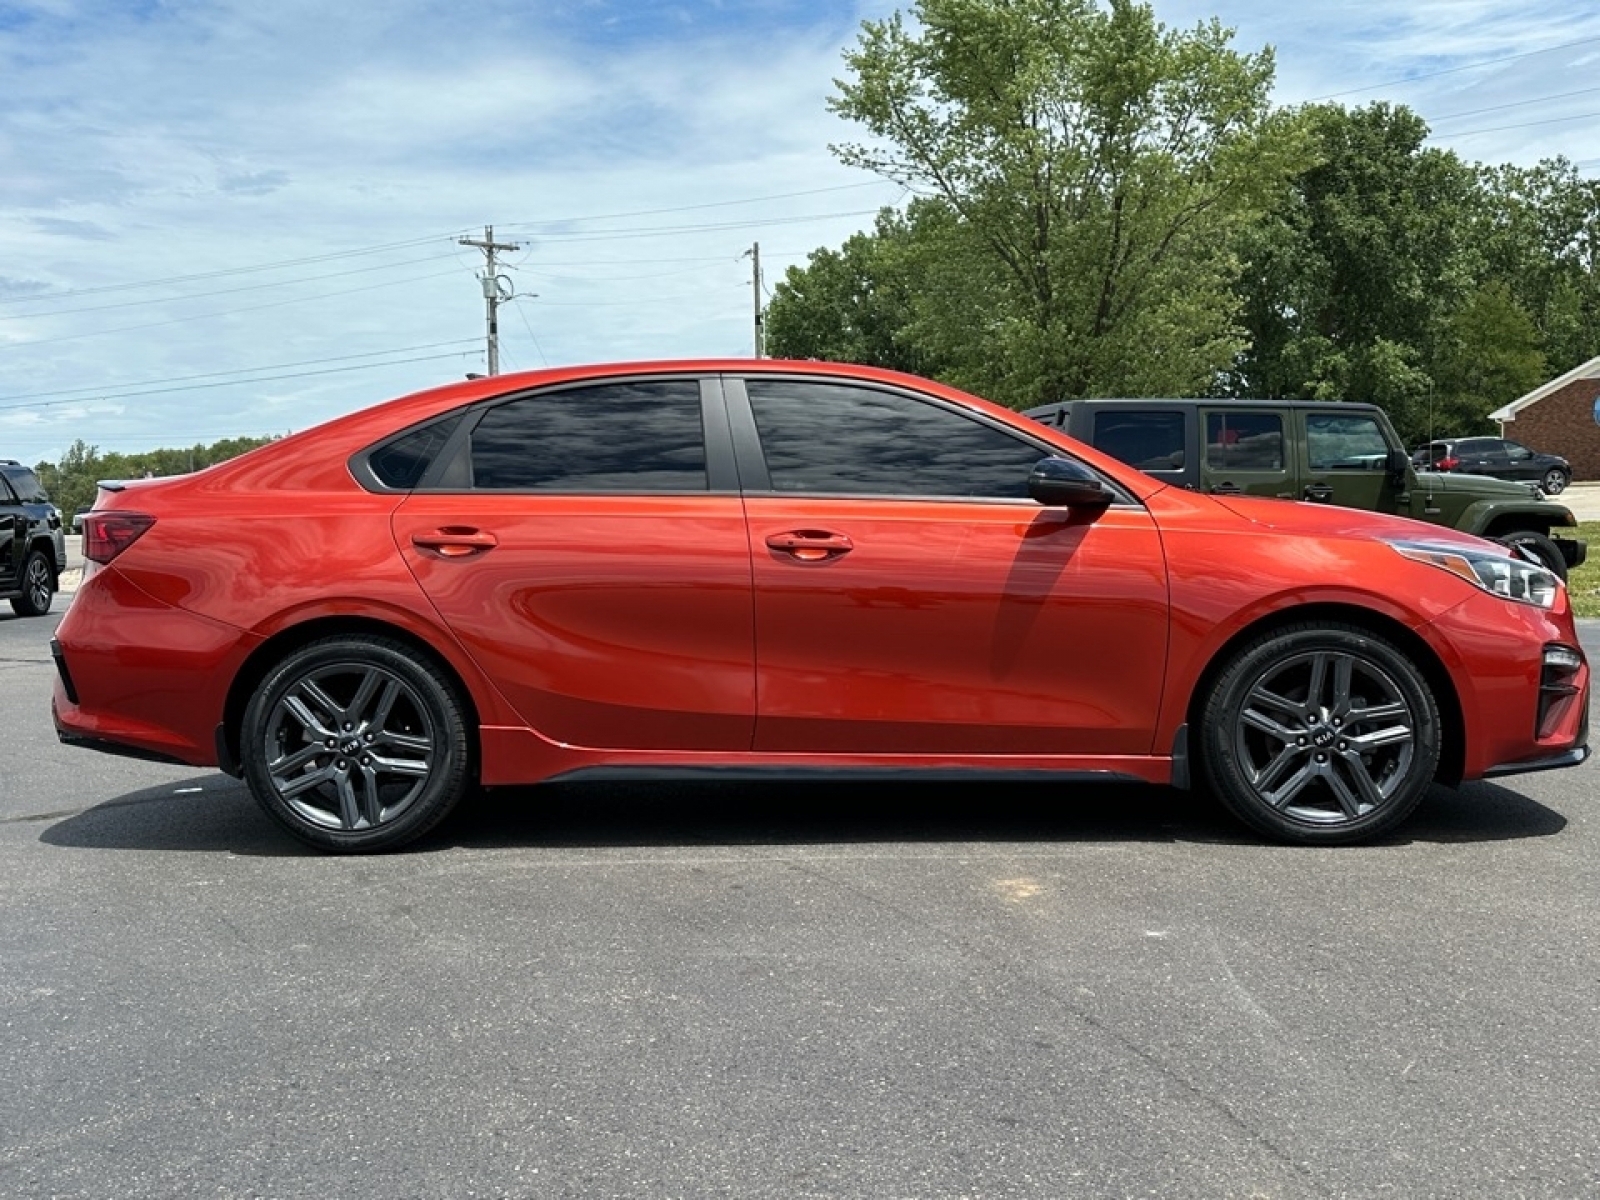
[218,615,482,781]
[1182,602,1465,787]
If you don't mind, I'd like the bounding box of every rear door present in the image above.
[392,375,756,752]
[1197,407,1293,499]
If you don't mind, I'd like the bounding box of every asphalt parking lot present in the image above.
[4,588,1600,1198]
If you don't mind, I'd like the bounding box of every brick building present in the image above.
[1490,355,1600,480]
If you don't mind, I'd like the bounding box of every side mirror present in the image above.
[1385,448,1409,484]
[1028,457,1113,508]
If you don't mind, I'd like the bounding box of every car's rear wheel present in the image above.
[241,635,471,853]
[1198,623,1439,845]
[1496,529,1567,581]
[10,549,54,617]
[1540,467,1569,495]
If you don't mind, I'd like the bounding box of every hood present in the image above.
[1413,469,1545,501]
[1205,492,1500,554]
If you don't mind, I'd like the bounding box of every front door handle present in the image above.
[765,530,854,562]
[1209,482,1242,495]
[1304,484,1334,503]
[412,527,499,558]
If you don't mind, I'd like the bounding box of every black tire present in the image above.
[241,635,471,853]
[1198,623,1440,845]
[9,548,54,617]
[1540,467,1569,495]
[1495,529,1567,581]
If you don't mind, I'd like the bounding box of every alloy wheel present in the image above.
[1229,648,1417,826]
[260,659,438,832]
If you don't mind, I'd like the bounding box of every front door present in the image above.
[1302,408,1405,514]
[730,376,1170,756]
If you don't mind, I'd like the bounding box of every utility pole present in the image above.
[459,225,521,375]
[744,241,764,358]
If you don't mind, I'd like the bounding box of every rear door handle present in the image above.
[412,527,499,558]
[765,530,854,562]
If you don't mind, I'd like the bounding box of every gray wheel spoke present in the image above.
[336,773,363,830]
[366,679,404,734]
[269,742,325,776]
[1347,724,1413,753]
[1241,706,1301,741]
[346,669,386,725]
[277,762,338,798]
[1326,760,1378,818]
[1349,699,1408,726]
[1251,742,1308,793]
[285,690,338,739]
[1305,653,1330,708]
[371,753,430,778]
[1261,760,1318,810]
[1328,654,1355,715]
[1246,682,1302,720]
[377,731,433,756]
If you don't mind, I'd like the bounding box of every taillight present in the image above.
[83,512,155,564]
[1437,456,1460,470]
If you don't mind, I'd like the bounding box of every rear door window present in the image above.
[469,380,708,492]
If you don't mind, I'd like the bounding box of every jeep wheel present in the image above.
[9,549,54,617]
[1496,530,1567,581]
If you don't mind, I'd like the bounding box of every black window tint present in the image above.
[369,415,463,489]
[746,380,1045,499]
[471,381,706,491]
[1092,411,1185,471]
[3,468,47,503]
[1206,412,1283,470]
[1306,413,1389,470]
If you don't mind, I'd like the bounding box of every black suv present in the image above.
[1410,436,1572,495]
[0,460,67,617]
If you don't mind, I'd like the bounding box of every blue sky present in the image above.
[2,0,1599,463]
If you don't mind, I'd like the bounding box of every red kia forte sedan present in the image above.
[53,360,1589,851]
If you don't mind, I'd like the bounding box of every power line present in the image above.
[1306,34,1600,102]
[0,350,477,413]
[0,339,480,404]
[0,183,900,310]
[0,232,467,307]
[1424,83,1600,124]
[1431,109,1600,139]
[0,268,467,350]
[0,251,465,321]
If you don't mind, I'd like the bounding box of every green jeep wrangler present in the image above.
[1025,398,1586,579]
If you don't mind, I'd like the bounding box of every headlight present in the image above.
[1390,540,1559,609]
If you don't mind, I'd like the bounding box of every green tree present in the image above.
[1428,281,1546,440]
[828,0,1311,407]
[1473,159,1600,376]
[35,435,276,518]
[1227,102,1484,438]
[765,207,935,373]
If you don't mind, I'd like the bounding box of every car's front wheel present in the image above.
[1198,623,1440,845]
[10,549,54,617]
[241,635,471,852]
[1540,467,1570,495]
